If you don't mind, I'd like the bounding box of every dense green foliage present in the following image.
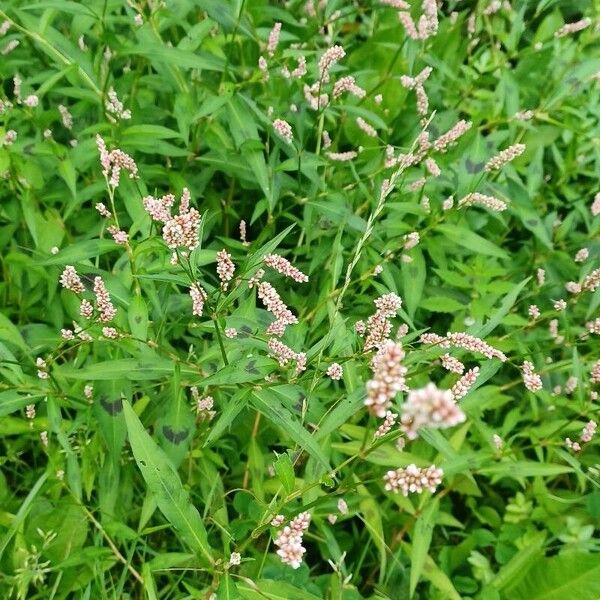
[0,0,599,598]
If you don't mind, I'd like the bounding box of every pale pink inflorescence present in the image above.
[216,249,235,290]
[327,150,357,161]
[574,248,589,263]
[190,283,207,317]
[590,360,600,385]
[268,338,306,374]
[420,331,507,362]
[93,277,116,322]
[451,367,480,400]
[432,120,472,152]
[273,118,293,144]
[400,382,465,439]
[96,135,138,188]
[24,94,39,108]
[555,18,591,38]
[274,511,311,569]
[326,363,343,380]
[264,254,308,283]
[582,268,600,293]
[102,326,118,339]
[107,225,128,246]
[528,304,540,320]
[281,56,307,79]
[365,341,407,417]
[484,143,525,171]
[96,202,112,219]
[537,268,546,286]
[225,328,237,338]
[318,45,345,82]
[492,433,503,449]
[229,552,241,567]
[60,266,85,294]
[592,193,600,216]
[441,353,465,374]
[384,464,443,496]
[332,76,366,99]
[364,293,403,350]
[587,318,600,335]
[403,231,420,250]
[522,361,542,392]
[458,193,507,212]
[80,299,93,319]
[258,56,269,81]
[356,117,377,137]
[3,130,17,145]
[581,420,597,443]
[271,514,285,527]
[373,411,398,438]
[36,357,49,379]
[258,282,298,336]
[143,189,201,261]
[239,220,249,246]
[425,158,441,177]
[267,22,282,57]
[105,87,131,120]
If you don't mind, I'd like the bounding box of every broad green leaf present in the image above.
[472,277,531,338]
[437,224,509,259]
[273,452,295,494]
[123,401,213,565]
[402,248,426,318]
[479,462,572,478]
[490,531,545,592]
[237,579,323,600]
[510,552,600,600]
[249,389,330,470]
[410,498,439,597]
[421,296,466,313]
[0,391,43,417]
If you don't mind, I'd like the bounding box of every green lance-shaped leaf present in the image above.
[123,401,213,566]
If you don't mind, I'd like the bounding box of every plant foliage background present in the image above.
[0,0,599,598]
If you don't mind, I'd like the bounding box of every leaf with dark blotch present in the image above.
[100,397,123,416]
[465,158,484,173]
[245,360,258,375]
[162,426,189,445]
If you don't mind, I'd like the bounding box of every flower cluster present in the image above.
[143,188,201,262]
[522,361,542,392]
[216,250,235,290]
[420,332,507,362]
[484,143,526,171]
[400,383,466,439]
[274,512,311,569]
[257,282,298,336]
[451,367,480,400]
[365,341,407,417]
[96,135,138,188]
[93,277,117,322]
[190,284,207,317]
[458,193,507,212]
[60,266,85,294]
[374,411,398,438]
[441,353,465,374]
[326,363,343,380]
[363,293,403,350]
[264,254,308,283]
[384,464,443,496]
[268,338,306,374]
